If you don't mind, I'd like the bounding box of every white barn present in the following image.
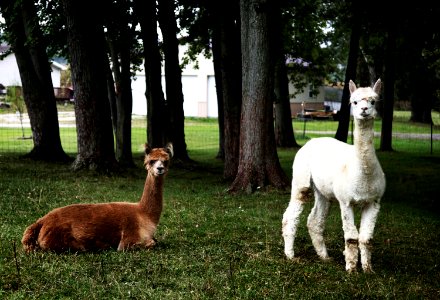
[0,45,67,89]
[131,49,217,117]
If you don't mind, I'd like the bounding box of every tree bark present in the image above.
[106,6,134,167]
[229,0,289,193]
[210,0,242,180]
[380,21,396,151]
[157,0,190,161]
[62,0,117,171]
[335,0,360,143]
[211,28,225,160]
[274,54,299,148]
[272,5,298,148]
[1,0,69,162]
[135,0,166,148]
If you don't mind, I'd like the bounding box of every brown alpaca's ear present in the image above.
[144,143,152,155]
[165,142,174,158]
[349,80,357,94]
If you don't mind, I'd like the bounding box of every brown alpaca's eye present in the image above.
[149,160,156,165]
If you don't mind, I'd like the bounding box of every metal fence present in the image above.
[0,109,439,156]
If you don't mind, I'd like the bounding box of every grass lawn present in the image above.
[1,142,439,298]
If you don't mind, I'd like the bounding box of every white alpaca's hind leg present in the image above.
[359,201,380,273]
[339,204,359,272]
[307,191,331,260]
[282,199,304,259]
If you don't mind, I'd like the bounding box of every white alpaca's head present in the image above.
[349,79,382,120]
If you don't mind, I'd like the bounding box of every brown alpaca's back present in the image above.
[22,143,173,253]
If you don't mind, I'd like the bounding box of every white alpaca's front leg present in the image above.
[282,199,305,259]
[340,203,359,272]
[359,201,380,273]
[307,192,331,260]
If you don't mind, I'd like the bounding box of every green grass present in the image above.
[1,140,440,298]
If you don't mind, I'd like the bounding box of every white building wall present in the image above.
[131,45,218,117]
[0,53,65,88]
[0,54,22,86]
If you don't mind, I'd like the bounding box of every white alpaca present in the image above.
[282,79,385,273]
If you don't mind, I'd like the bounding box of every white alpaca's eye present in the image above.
[353,101,357,105]
[370,100,375,105]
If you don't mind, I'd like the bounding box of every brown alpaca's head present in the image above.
[144,143,173,176]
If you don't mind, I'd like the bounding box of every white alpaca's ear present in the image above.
[165,142,174,158]
[373,79,382,95]
[349,80,357,94]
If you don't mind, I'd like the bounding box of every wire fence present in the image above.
[0,106,439,156]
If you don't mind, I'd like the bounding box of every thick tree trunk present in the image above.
[135,0,166,148]
[1,0,69,162]
[229,0,289,193]
[157,0,190,161]
[62,0,117,171]
[335,0,360,143]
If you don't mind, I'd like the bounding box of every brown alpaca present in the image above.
[21,143,173,253]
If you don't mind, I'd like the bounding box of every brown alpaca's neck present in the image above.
[139,173,164,225]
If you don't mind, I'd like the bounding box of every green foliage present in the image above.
[0,146,439,298]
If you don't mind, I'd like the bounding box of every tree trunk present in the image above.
[409,64,434,124]
[210,0,242,180]
[157,0,190,161]
[272,5,298,148]
[229,0,289,193]
[62,0,117,171]
[274,54,299,148]
[1,0,69,162]
[335,0,360,143]
[106,13,134,167]
[135,0,166,148]
[211,29,225,160]
[380,22,396,151]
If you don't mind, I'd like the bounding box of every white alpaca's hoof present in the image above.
[362,265,374,274]
[319,256,332,262]
[285,251,295,260]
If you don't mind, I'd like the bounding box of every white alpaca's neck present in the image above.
[139,173,164,224]
[353,118,377,175]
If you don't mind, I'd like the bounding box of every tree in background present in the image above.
[134,0,166,148]
[0,0,69,161]
[273,3,298,148]
[61,0,117,170]
[158,0,190,161]
[209,0,242,180]
[105,0,137,167]
[334,0,360,143]
[229,0,289,193]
